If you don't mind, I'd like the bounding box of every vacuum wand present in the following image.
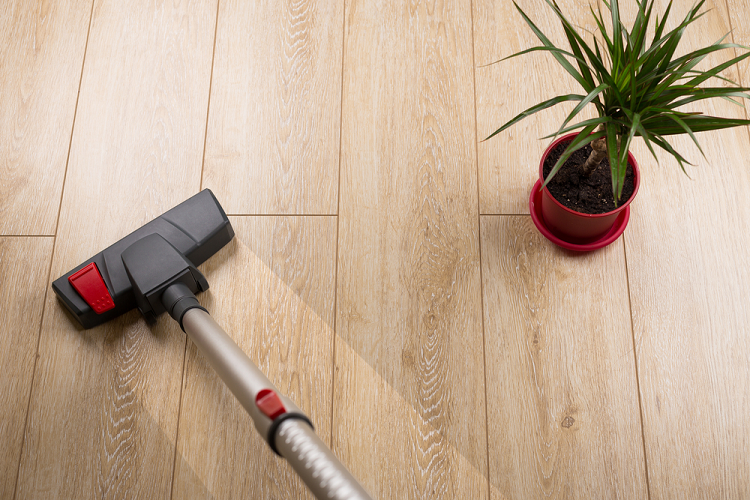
[52,190,372,500]
[178,305,370,500]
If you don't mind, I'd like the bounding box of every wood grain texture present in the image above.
[620,1,750,497]
[0,0,91,235]
[202,0,344,215]
[172,216,337,499]
[480,216,647,499]
[0,237,53,499]
[334,0,487,497]
[473,0,599,215]
[15,0,217,497]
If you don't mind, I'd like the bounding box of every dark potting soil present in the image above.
[542,140,635,214]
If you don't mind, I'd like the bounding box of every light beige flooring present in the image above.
[2,0,749,498]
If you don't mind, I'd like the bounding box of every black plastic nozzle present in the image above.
[121,232,208,324]
[52,189,234,329]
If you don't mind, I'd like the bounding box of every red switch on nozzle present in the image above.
[255,389,286,420]
[68,262,115,314]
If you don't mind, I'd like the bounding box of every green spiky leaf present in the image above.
[485,0,750,204]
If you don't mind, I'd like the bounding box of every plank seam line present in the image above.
[168,340,191,499]
[330,0,347,455]
[12,0,97,497]
[198,0,222,192]
[226,213,338,217]
[468,0,492,495]
[623,236,652,500]
[479,213,531,217]
[0,235,56,238]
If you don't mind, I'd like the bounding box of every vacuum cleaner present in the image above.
[52,189,372,500]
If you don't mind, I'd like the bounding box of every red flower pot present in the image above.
[534,133,640,248]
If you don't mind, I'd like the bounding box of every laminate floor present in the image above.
[2,0,749,498]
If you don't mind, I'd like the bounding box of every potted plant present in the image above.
[486,0,750,250]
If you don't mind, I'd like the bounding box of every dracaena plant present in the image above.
[486,0,750,204]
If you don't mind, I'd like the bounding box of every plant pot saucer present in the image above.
[529,180,629,251]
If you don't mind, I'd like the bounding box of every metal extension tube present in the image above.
[181,308,372,500]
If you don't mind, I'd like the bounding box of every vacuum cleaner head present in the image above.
[52,189,234,329]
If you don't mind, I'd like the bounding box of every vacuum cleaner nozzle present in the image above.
[52,189,234,329]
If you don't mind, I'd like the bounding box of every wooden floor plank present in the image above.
[334,0,487,497]
[202,0,344,215]
[0,0,91,235]
[473,0,597,215]
[0,237,54,499]
[15,0,217,497]
[172,216,337,499]
[480,216,647,499]
[620,1,750,497]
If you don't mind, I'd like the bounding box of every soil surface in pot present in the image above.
[543,140,635,214]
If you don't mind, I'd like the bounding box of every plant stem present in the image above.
[581,135,607,177]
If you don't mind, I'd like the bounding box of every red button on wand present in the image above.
[68,263,115,314]
[255,389,286,420]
